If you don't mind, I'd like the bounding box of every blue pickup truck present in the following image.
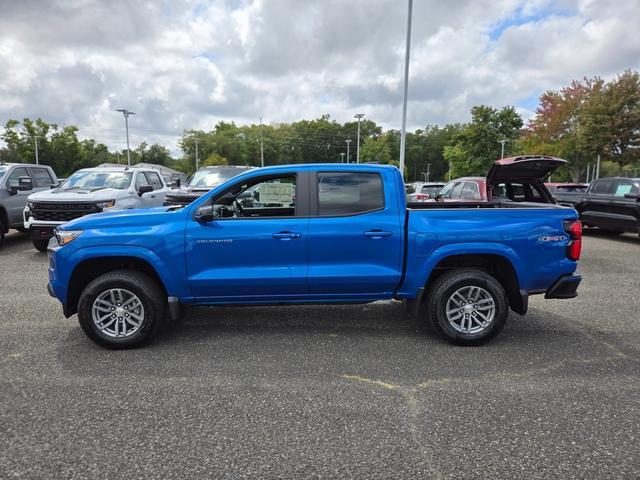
[47,159,582,349]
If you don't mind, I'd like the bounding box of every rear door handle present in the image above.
[272,231,301,239]
[363,230,392,238]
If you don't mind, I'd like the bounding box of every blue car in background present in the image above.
[46,158,582,349]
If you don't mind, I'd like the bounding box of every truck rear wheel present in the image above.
[425,269,508,346]
[32,239,49,252]
[77,270,165,349]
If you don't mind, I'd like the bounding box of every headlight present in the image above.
[55,229,83,246]
[27,201,34,209]
[96,200,116,209]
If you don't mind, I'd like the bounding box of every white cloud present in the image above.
[0,0,638,154]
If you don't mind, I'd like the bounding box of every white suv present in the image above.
[24,166,170,251]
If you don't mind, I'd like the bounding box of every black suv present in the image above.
[577,177,640,235]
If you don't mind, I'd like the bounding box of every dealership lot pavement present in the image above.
[1,231,639,479]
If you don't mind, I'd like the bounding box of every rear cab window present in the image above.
[316,172,384,216]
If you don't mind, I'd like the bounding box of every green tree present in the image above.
[444,106,523,177]
[580,70,640,174]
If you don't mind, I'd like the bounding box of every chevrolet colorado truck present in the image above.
[24,165,170,251]
[47,159,582,349]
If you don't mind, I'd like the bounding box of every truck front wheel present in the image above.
[425,269,508,346]
[32,239,49,252]
[77,270,165,349]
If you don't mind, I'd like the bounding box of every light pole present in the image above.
[498,139,507,159]
[345,139,351,163]
[340,152,345,163]
[32,135,44,165]
[194,135,200,171]
[259,117,265,167]
[116,109,135,166]
[399,0,413,179]
[354,113,365,163]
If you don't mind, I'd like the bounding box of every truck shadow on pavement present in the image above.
[57,301,639,385]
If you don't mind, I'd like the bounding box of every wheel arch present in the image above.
[66,256,168,317]
[422,252,526,315]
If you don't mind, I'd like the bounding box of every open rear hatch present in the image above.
[486,155,566,185]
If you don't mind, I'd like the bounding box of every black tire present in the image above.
[0,227,4,250]
[77,270,166,349]
[425,269,508,346]
[32,238,49,252]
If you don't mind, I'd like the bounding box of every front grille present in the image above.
[31,202,100,222]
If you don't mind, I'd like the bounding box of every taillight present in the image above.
[416,194,430,200]
[563,220,582,261]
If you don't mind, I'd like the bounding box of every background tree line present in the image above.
[2,70,638,181]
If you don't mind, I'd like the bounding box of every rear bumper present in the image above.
[545,274,582,299]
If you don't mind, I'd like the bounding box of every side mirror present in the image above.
[169,179,181,188]
[624,193,640,201]
[50,181,61,188]
[137,185,153,196]
[193,204,214,222]
[18,176,33,191]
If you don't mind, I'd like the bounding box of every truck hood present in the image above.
[61,206,175,230]
[166,186,211,197]
[486,156,566,185]
[28,187,128,202]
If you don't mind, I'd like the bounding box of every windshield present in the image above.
[188,168,247,188]
[63,170,132,189]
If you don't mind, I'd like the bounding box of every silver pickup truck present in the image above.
[23,165,170,251]
[0,163,59,250]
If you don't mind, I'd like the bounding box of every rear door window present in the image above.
[317,172,384,216]
[460,182,479,200]
[612,180,638,197]
[28,167,54,187]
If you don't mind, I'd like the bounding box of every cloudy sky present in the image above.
[1,0,639,155]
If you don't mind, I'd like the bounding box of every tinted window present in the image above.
[613,181,638,197]
[438,182,456,199]
[556,185,587,193]
[6,167,29,187]
[450,182,464,199]
[460,182,479,200]
[145,172,163,190]
[30,168,54,187]
[135,172,150,189]
[317,172,384,215]
[591,181,612,195]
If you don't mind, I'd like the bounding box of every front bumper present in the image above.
[545,274,582,299]
[24,209,64,239]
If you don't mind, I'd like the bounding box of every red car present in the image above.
[435,155,564,204]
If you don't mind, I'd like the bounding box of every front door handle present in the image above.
[363,230,393,238]
[272,231,301,239]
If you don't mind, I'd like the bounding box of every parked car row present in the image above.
[0,163,256,252]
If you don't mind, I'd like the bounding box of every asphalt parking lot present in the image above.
[0,231,639,479]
